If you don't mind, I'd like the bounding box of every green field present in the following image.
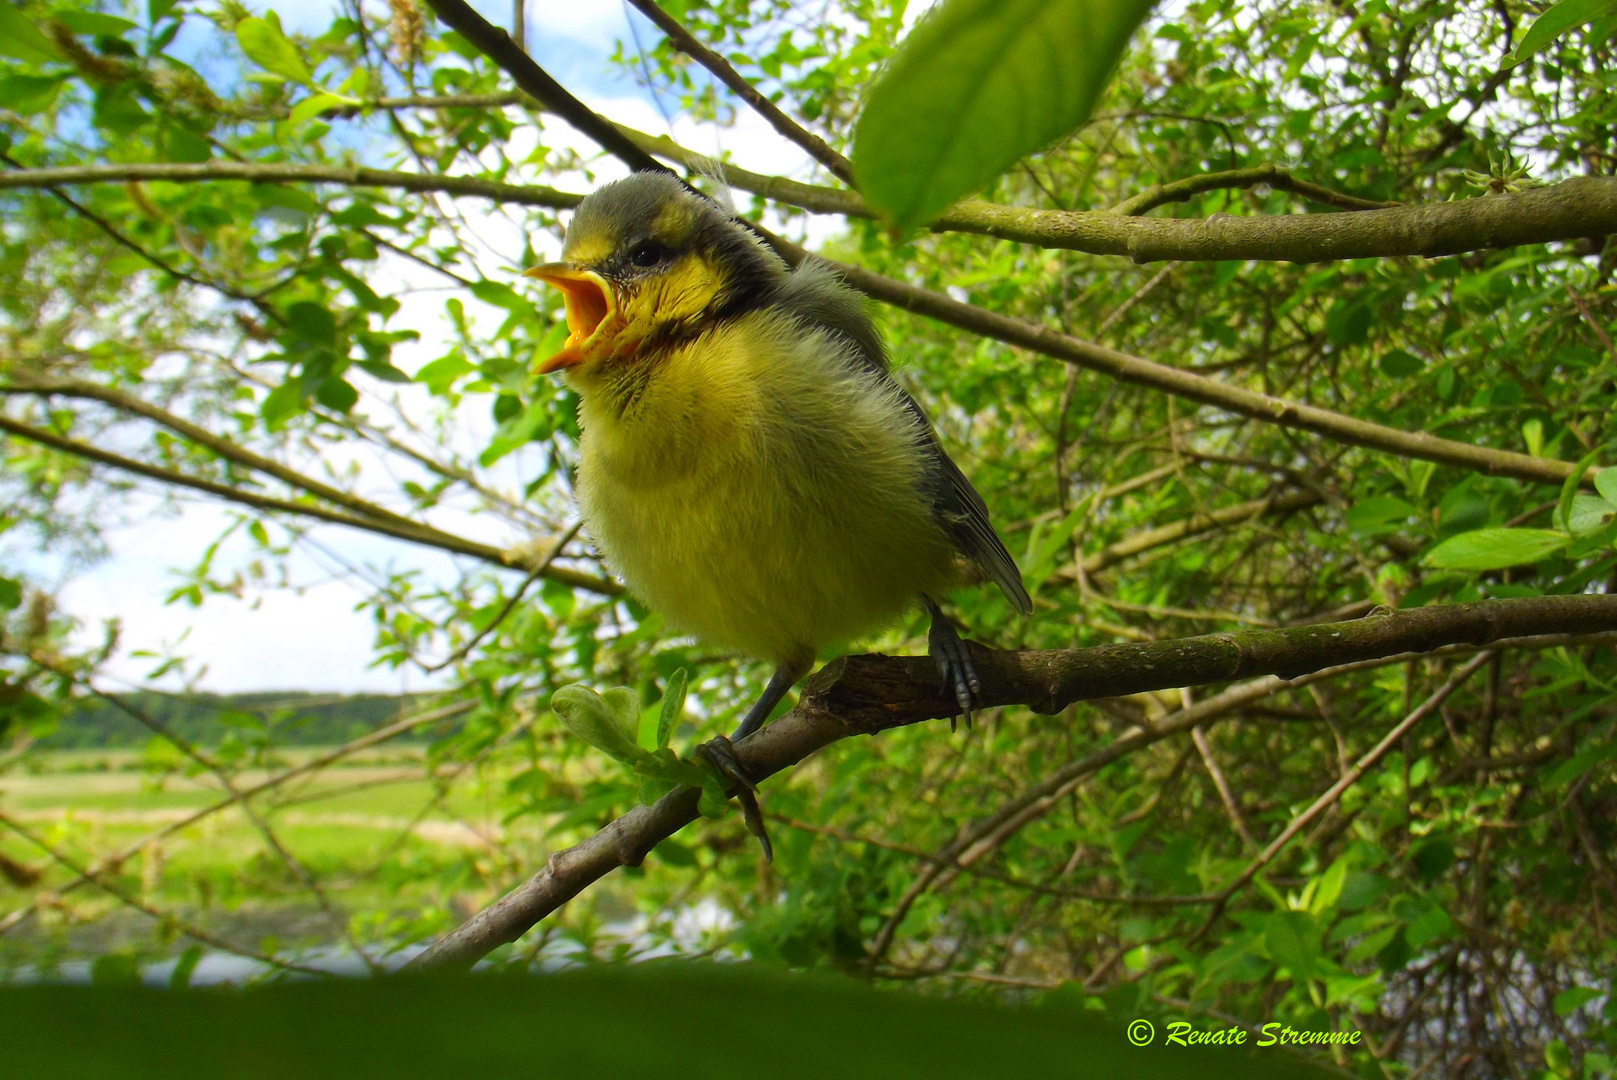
[0,747,552,977]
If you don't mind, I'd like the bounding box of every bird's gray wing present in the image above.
[773,260,1032,615]
[897,392,1034,616]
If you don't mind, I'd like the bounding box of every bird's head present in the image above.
[524,172,782,376]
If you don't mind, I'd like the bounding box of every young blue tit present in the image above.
[525,172,1031,777]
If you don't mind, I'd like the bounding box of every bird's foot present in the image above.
[696,735,773,863]
[926,603,980,732]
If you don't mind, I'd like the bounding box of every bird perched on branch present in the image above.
[526,172,1031,813]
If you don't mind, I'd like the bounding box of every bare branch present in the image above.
[1196,652,1494,930]
[0,162,580,208]
[1072,489,1323,577]
[622,0,857,187]
[420,0,670,176]
[0,414,619,595]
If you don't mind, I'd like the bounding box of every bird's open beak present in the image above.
[523,262,616,374]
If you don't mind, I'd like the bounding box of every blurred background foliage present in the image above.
[0,0,1614,1075]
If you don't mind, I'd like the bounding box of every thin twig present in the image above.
[421,522,583,672]
[1195,651,1494,938]
[622,0,856,187]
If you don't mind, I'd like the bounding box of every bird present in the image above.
[524,171,1032,801]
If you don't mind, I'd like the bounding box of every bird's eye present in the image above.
[628,241,665,268]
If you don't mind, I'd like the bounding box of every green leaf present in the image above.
[1345,924,1399,965]
[652,839,698,867]
[1410,837,1454,882]
[260,376,304,430]
[284,302,337,345]
[552,684,652,765]
[1346,495,1417,531]
[1553,986,1602,1016]
[56,11,139,36]
[1378,348,1424,377]
[1263,910,1320,981]
[92,82,151,136]
[1557,449,1603,537]
[0,74,67,115]
[1595,466,1617,505]
[236,16,314,86]
[0,5,64,63]
[1423,527,1568,571]
[414,354,475,394]
[1566,493,1616,537]
[356,359,411,384]
[313,376,358,412]
[1507,0,1617,63]
[1310,858,1348,914]
[478,399,551,467]
[851,0,1156,232]
[1404,903,1454,949]
[1542,741,1617,787]
[288,92,348,122]
[656,668,687,751]
[697,775,730,819]
[0,576,22,611]
[168,945,203,990]
[159,122,211,163]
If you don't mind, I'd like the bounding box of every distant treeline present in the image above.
[41,691,427,749]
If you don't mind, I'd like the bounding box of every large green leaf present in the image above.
[851,0,1156,232]
[1422,527,1568,571]
[1506,0,1617,63]
[0,73,66,116]
[235,16,315,86]
[0,5,63,64]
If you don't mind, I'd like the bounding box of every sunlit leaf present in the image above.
[852,0,1157,231]
[1422,527,1568,570]
[0,5,64,63]
[1507,0,1617,64]
[552,684,650,765]
[656,668,687,751]
[236,16,315,86]
[0,74,67,115]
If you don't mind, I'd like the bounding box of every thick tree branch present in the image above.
[409,595,1617,971]
[6,157,1610,272]
[0,414,618,595]
[622,0,857,187]
[941,177,1617,261]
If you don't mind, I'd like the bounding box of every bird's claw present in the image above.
[927,611,980,732]
[696,735,774,863]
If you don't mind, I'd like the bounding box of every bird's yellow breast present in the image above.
[567,308,961,665]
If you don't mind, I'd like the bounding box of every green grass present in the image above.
[1,749,539,965]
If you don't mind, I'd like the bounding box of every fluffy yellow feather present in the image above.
[567,302,964,669]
